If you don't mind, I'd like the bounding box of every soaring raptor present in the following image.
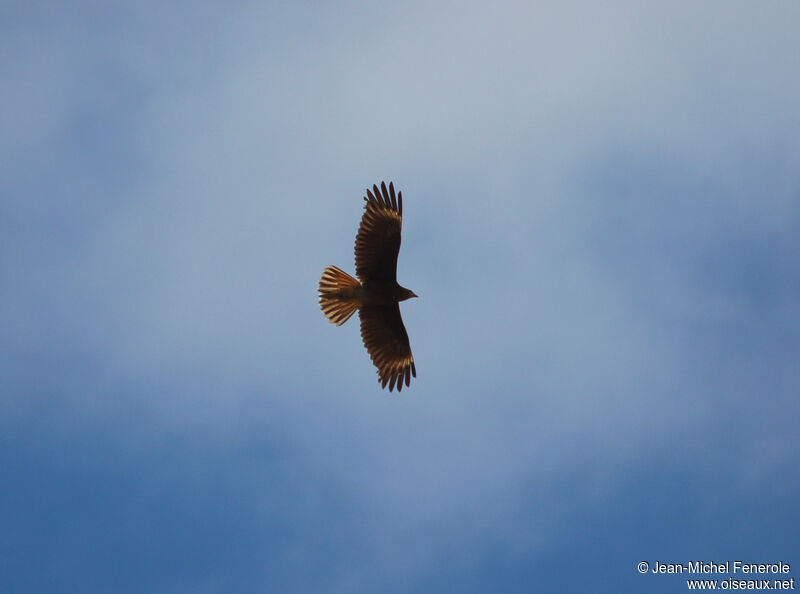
[318,182,417,392]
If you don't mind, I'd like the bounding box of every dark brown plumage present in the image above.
[319,182,417,392]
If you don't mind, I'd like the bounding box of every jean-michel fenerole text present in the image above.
[651,561,791,575]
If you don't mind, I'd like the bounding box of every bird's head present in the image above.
[399,287,418,301]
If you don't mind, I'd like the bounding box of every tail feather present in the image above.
[319,266,361,325]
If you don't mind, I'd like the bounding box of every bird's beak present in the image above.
[411,291,418,299]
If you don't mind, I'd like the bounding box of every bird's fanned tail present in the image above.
[319,265,361,325]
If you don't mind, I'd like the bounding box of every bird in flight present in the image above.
[319,181,417,392]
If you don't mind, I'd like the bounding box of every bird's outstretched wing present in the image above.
[359,304,416,392]
[355,181,403,282]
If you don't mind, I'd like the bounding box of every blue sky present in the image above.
[2,1,799,592]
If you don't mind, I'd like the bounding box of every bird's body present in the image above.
[318,182,417,392]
